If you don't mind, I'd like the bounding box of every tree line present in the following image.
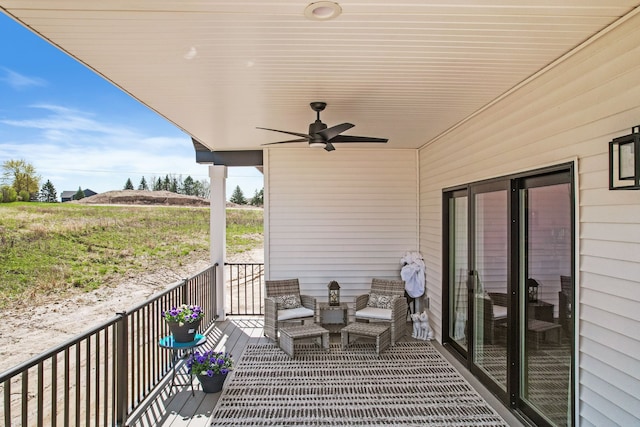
[1,159,263,206]
[123,174,210,198]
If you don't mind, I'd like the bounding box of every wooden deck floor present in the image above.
[126,317,525,427]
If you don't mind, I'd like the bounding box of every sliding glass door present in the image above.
[471,182,509,393]
[519,173,573,427]
[444,165,574,427]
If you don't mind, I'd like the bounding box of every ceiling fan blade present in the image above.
[329,135,388,143]
[316,123,354,141]
[261,138,309,146]
[257,127,311,140]
[324,142,336,152]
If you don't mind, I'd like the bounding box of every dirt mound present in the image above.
[74,190,210,206]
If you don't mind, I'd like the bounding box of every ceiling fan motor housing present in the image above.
[309,120,328,140]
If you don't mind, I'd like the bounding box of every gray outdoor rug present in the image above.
[208,342,508,426]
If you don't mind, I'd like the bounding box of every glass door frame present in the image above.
[515,168,575,427]
[442,162,575,426]
[442,189,469,360]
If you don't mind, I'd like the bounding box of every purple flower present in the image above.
[163,303,204,323]
[186,349,234,376]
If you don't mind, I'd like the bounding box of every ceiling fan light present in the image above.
[304,2,342,21]
[309,141,327,148]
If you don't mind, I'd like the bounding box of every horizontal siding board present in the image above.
[581,384,638,426]
[581,271,640,301]
[418,11,640,425]
[579,403,612,427]
[580,255,640,282]
[580,239,640,263]
[581,353,640,401]
[580,222,640,243]
[581,313,640,356]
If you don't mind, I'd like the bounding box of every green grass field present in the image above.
[0,202,263,307]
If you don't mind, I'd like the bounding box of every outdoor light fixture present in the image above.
[328,281,340,306]
[609,125,640,190]
[304,2,342,21]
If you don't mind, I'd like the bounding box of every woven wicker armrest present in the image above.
[355,294,369,311]
[488,292,508,307]
[264,297,278,340]
[265,296,277,308]
[391,295,406,313]
[300,294,316,311]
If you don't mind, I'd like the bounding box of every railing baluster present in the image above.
[3,376,10,426]
[64,349,69,426]
[95,334,100,427]
[51,356,57,427]
[75,343,80,425]
[86,336,91,427]
[37,361,43,427]
[21,370,28,426]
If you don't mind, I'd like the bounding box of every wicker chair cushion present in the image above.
[277,306,315,321]
[366,293,394,309]
[273,293,302,309]
[354,306,393,321]
[493,305,507,320]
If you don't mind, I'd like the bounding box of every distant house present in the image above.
[61,188,97,202]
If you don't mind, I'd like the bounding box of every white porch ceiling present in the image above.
[1,1,638,152]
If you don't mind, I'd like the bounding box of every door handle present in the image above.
[467,270,476,292]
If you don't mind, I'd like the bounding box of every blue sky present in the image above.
[0,13,263,200]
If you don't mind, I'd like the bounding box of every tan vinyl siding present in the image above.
[418,11,640,426]
[265,148,418,309]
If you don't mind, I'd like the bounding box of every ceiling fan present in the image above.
[257,102,388,152]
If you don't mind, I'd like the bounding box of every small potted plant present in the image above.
[187,350,234,393]
[163,304,204,343]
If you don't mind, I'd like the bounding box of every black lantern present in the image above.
[328,281,340,306]
[527,278,540,303]
[609,125,640,190]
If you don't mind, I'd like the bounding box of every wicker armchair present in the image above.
[354,278,407,345]
[483,292,508,344]
[264,278,316,341]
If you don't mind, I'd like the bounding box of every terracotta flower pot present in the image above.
[167,318,201,343]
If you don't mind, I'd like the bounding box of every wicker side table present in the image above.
[316,302,348,333]
[279,324,330,358]
[341,322,390,357]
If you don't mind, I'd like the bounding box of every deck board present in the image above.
[127,317,525,427]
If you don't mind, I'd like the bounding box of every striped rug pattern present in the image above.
[209,342,508,426]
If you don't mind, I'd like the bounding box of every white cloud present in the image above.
[0,68,46,89]
[1,104,137,140]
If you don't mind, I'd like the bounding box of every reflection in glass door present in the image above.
[472,185,508,392]
[520,177,572,427]
[448,194,468,351]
